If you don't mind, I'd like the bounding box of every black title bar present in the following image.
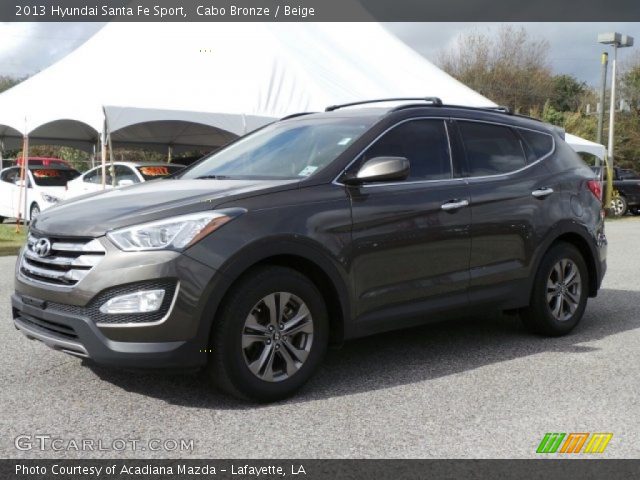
[1,0,640,22]
[3,459,640,480]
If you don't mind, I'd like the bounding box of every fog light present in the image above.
[99,289,165,314]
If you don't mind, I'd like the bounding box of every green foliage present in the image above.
[0,75,24,94]
[550,75,586,112]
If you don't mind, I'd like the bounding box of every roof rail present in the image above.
[392,102,513,115]
[325,97,443,112]
[279,112,316,121]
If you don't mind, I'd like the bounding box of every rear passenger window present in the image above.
[362,120,451,181]
[518,129,554,161]
[458,121,526,176]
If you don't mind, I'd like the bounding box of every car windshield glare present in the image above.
[181,118,373,180]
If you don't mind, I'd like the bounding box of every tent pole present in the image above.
[23,135,30,226]
[91,143,96,169]
[167,145,173,163]
[15,134,28,232]
[101,124,107,190]
[108,131,115,187]
[0,138,4,172]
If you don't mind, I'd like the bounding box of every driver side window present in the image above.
[360,120,452,182]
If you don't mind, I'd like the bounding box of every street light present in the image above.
[598,32,634,169]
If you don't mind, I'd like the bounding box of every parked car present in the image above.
[591,165,640,216]
[0,165,80,222]
[12,98,607,402]
[65,162,184,199]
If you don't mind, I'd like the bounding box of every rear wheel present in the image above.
[208,266,329,402]
[521,243,589,336]
[610,195,627,217]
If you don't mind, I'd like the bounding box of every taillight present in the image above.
[587,179,603,201]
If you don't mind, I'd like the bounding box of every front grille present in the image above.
[46,279,178,325]
[20,234,105,287]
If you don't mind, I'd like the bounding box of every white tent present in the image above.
[0,22,492,154]
[565,132,607,160]
[0,21,604,159]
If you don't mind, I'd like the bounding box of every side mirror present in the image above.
[117,179,134,187]
[343,156,410,185]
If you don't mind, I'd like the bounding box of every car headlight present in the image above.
[107,209,245,251]
[41,193,61,204]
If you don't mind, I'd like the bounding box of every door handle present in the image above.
[441,199,469,211]
[532,187,554,198]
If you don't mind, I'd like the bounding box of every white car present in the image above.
[65,162,184,199]
[0,166,80,222]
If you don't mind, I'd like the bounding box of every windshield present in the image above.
[181,117,373,180]
[137,165,184,180]
[30,168,79,187]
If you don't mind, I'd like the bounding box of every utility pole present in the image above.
[598,32,634,170]
[596,52,608,148]
[607,43,618,168]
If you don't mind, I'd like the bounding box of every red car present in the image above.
[16,157,72,168]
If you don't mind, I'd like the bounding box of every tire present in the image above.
[207,266,329,402]
[520,242,589,336]
[629,206,640,216]
[29,203,40,220]
[610,195,627,217]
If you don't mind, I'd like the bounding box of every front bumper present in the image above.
[12,236,222,368]
[12,295,194,367]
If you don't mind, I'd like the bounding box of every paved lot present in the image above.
[1,218,639,459]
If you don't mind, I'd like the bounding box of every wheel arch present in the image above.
[530,224,600,299]
[196,240,351,347]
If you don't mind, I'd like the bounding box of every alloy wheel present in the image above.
[610,197,625,217]
[546,259,582,322]
[241,292,314,382]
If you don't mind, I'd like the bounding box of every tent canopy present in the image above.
[0,22,604,159]
[565,133,607,160]
[0,22,491,152]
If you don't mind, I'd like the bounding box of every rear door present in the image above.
[455,120,558,307]
[347,118,471,327]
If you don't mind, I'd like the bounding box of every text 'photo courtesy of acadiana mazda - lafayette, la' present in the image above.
[11,98,607,402]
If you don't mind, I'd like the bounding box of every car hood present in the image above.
[32,178,298,237]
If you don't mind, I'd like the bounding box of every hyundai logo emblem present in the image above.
[33,238,52,258]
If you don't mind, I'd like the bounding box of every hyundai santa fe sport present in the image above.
[11,98,607,402]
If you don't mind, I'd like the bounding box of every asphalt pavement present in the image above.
[1,218,639,459]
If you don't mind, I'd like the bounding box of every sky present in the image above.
[0,22,639,86]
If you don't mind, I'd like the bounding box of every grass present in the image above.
[0,223,28,256]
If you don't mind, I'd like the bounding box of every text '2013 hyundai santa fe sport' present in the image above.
[12,98,607,402]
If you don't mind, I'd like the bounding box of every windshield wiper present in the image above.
[194,175,232,180]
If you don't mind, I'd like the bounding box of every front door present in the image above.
[346,119,471,328]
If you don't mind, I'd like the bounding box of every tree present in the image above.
[621,51,640,114]
[438,26,553,113]
[550,75,586,112]
[0,75,24,94]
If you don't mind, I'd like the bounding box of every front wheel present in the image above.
[208,266,329,402]
[520,243,589,336]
